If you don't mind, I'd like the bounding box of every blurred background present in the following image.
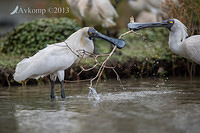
[1,0,200,35]
[1,1,200,133]
[0,0,200,86]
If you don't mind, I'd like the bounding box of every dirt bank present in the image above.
[1,56,199,87]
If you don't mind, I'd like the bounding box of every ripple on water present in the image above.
[15,107,82,133]
[99,90,174,102]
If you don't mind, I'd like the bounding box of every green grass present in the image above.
[95,28,176,63]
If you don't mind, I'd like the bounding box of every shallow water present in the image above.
[0,78,200,133]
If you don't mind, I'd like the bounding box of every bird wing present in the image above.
[14,43,76,81]
[96,0,118,18]
[95,0,118,27]
[184,35,200,64]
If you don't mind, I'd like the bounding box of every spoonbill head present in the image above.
[128,19,200,65]
[14,27,125,98]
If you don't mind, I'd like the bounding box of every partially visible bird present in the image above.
[14,27,125,98]
[66,0,119,28]
[129,0,164,21]
[128,19,200,65]
[128,0,178,22]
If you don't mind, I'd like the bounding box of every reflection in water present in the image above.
[0,78,200,133]
[15,108,81,133]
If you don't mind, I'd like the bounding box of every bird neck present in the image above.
[79,35,94,54]
[65,28,94,59]
[168,30,188,58]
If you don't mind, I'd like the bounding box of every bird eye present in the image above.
[170,21,173,24]
[89,32,92,35]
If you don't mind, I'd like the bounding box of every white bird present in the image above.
[66,0,118,28]
[128,0,178,22]
[128,19,200,65]
[14,27,125,98]
[129,0,164,21]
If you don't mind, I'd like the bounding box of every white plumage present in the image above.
[14,27,94,82]
[128,18,200,65]
[128,0,178,22]
[168,19,200,65]
[128,0,164,21]
[66,0,118,27]
[14,26,125,98]
[14,27,94,98]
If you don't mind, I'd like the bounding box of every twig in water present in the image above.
[94,46,117,87]
[89,30,133,88]
[64,30,134,88]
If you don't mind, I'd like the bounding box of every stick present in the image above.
[64,30,133,88]
[93,31,133,86]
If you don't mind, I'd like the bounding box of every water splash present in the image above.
[132,31,160,59]
[88,87,100,101]
[120,85,126,91]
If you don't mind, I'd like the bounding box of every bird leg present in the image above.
[61,80,66,98]
[50,80,55,99]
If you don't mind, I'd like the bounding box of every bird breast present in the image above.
[184,35,200,64]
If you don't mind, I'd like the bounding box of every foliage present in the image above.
[93,27,182,64]
[0,17,81,56]
[115,28,174,62]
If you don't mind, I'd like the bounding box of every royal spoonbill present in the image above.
[14,27,125,98]
[128,19,200,65]
[66,0,118,28]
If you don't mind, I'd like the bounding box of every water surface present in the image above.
[0,78,200,133]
